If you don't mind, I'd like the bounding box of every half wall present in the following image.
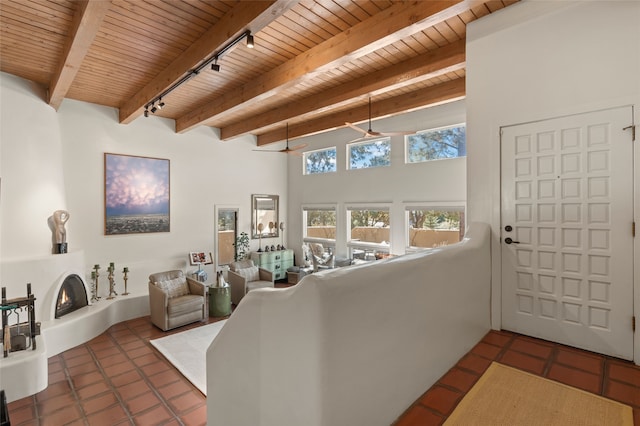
[207,222,491,425]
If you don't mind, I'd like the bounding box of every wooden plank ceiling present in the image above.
[0,0,517,146]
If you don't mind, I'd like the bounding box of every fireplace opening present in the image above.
[55,274,88,319]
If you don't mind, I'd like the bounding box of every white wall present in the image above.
[0,72,288,301]
[0,75,66,257]
[466,1,640,360]
[286,100,467,260]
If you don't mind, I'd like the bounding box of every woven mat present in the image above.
[444,362,633,426]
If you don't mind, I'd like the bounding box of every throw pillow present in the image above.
[302,244,312,267]
[313,253,335,268]
[156,276,189,298]
[230,259,254,272]
[236,265,260,282]
[309,243,325,258]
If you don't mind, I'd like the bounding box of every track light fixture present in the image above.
[143,30,255,118]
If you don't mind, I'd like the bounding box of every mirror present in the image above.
[251,194,279,239]
[216,206,238,267]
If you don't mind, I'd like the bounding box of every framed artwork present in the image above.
[189,252,213,265]
[104,153,170,235]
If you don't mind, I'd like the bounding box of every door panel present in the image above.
[501,107,633,360]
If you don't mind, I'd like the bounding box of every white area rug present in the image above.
[150,320,227,395]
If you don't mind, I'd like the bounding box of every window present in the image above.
[347,137,391,170]
[347,206,390,258]
[303,206,337,243]
[405,205,465,250]
[304,147,336,174]
[406,124,466,163]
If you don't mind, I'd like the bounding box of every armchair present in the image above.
[227,259,274,305]
[148,270,206,331]
[308,243,335,272]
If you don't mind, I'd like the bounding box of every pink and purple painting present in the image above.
[104,153,170,235]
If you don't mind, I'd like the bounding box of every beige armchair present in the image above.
[308,243,335,272]
[227,259,274,305]
[148,270,206,331]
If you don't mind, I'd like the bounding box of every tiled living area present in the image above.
[6,316,640,426]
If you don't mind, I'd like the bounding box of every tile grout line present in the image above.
[601,356,611,398]
[85,331,136,425]
[120,318,192,426]
[416,332,512,422]
[541,343,557,378]
[113,322,183,425]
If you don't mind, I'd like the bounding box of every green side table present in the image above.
[208,285,231,317]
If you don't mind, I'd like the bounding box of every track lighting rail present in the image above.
[144,30,254,117]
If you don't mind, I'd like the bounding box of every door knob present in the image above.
[504,237,520,244]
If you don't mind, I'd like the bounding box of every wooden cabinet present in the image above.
[251,249,294,281]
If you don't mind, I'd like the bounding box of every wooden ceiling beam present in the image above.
[176,0,471,133]
[118,0,296,125]
[256,77,466,146]
[220,39,465,141]
[48,0,111,110]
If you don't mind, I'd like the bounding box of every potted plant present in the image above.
[233,231,250,261]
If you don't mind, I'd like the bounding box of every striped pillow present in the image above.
[155,276,189,298]
[235,265,260,282]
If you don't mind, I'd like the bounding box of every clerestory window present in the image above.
[406,124,466,163]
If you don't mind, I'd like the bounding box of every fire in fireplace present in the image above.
[55,274,88,318]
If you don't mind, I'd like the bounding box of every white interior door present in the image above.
[501,106,634,360]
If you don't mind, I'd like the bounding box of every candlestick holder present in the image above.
[280,221,285,249]
[122,268,130,295]
[107,267,118,300]
[92,265,101,302]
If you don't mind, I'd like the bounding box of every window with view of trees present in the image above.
[348,138,391,170]
[304,147,336,175]
[406,124,466,163]
[346,207,391,258]
[347,207,391,258]
[303,207,337,241]
[406,206,465,250]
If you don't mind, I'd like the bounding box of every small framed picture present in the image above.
[189,252,212,265]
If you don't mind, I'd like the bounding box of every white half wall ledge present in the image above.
[0,293,149,403]
[207,222,492,426]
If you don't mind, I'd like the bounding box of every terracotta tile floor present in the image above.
[6,317,640,425]
[393,330,640,425]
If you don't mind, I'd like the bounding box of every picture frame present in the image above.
[189,252,213,266]
[104,153,170,235]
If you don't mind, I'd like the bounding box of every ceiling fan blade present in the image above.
[289,143,308,151]
[345,122,367,134]
[254,147,305,156]
[347,135,370,143]
[346,99,415,139]
[379,130,415,136]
